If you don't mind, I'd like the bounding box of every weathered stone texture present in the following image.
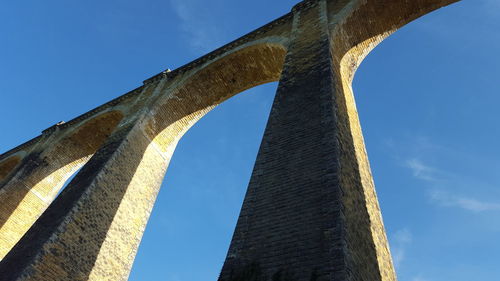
[0,0,460,280]
[219,3,346,280]
[219,2,391,280]
[0,111,124,260]
[0,157,21,182]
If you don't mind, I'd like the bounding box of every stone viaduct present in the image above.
[0,0,460,280]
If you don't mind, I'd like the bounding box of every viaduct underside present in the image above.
[0,0,460,280]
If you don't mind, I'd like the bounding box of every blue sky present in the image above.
[1,1,499,281]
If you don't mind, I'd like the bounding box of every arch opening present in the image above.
[126,42,286,280]
[142,42,287,153]
[345,1,500,280]
[0,41,285,278]
[129,81,279,281]
[0,110,125,260]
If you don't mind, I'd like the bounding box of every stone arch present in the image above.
[321,1,461,279]
[0,110,125,260]
[0,41,288,276]
[37,110,126,198]
[60,42,290,279]
[331,0,459,83]
[143,42,287,154]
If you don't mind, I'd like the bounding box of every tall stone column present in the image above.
[218,1,395,280]
[0,105,177,280]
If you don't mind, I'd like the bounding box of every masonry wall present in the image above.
[218,2,394,280]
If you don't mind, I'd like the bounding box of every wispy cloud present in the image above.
[404,157,500,212]
[169,0,225,53]
[405,158,439,182]
[429,190,500,212]
[391,228,412,269]
[393,134,500,213]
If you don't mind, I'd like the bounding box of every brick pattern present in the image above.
[218,3,356,280]
[0,119,169,280]
[0,111,124,260]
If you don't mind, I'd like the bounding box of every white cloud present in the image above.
[169,0,225,53]
[391,228,412,269]
[395,228,412,244]
[429,190,500,212]
[402,150,500,213]
[405,158,439,182]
